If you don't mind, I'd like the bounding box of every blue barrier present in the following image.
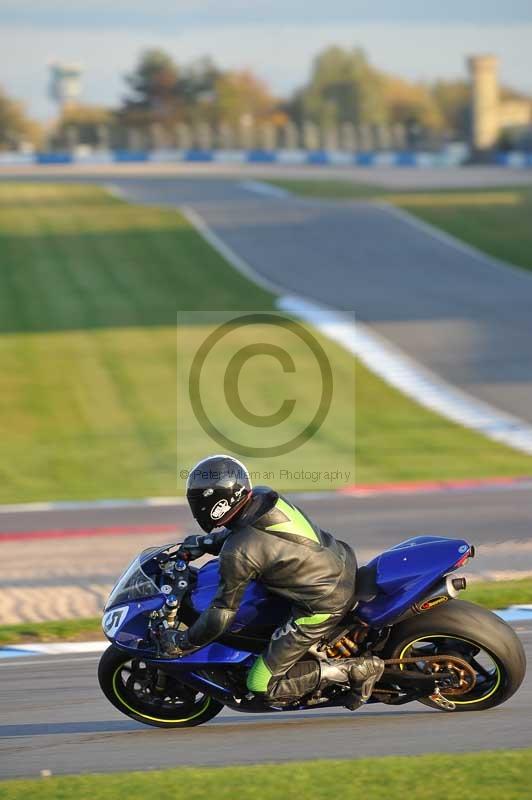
[355,152,375,166]
[395,151,418,167]
[113,150,148,162]
[306,150,329,165]
[246,150,277,163]
[494,152,532,167]
[36,152,72,164]
[5,149,531,168]
[184,149,214,162]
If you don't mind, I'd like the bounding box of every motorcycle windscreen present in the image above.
[105,555,160,610]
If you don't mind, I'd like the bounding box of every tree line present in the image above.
[113,46,472,139]
[1,45,529,150]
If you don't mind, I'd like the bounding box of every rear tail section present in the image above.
[356,536,473,627]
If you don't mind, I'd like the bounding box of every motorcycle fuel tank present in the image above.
[191,559,289,631]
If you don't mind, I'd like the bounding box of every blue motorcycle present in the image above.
[98,535,526,727]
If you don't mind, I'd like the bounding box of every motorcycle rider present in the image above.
[162,454,384,705]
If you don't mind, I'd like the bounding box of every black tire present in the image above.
[98,645,224,729]
[382,600,526,712]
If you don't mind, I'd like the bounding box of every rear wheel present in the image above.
[98,646,223,728]
[383,600,526,712]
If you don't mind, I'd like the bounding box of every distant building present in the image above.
[468,55,531,151]
[49,62,82,111]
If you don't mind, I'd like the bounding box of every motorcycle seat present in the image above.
[352,564,378,603]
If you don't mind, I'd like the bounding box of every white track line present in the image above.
[0,496,186,514]
[103,182,128,201]
[0,655,101,668]
[240,180,291,199]
[182,205,281,294]
[8,641,107,655]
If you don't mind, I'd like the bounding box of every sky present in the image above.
[1,1,531,121]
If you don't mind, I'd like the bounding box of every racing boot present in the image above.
[318,655,385,704]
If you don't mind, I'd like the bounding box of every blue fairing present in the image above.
[104,595,253,665]
[356,535,470,626]
[191,559,290,631]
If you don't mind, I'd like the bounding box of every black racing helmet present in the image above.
[186,454,252,532]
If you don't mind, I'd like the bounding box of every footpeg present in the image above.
[430,688,456,711]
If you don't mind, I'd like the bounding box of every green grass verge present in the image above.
[0,617,103,646]
[1,578,530,645]
[268,179,532,273]
[1,182,531,503]
[463,577,532,610]
[1,750,531,799]
[271,179,387,199]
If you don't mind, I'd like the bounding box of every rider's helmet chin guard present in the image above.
[186,454,252,532]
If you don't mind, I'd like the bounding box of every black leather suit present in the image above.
[186,487,357,702]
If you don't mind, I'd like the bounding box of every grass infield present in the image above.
[1,182,531,503]
[1,750,531,799]
[1,578,530,645]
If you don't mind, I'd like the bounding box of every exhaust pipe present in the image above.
[411,575,467,614]
[451,576,467,592]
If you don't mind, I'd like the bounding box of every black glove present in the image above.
[180,530,231,560]
[160,628,195,657]
[180,534,206,561]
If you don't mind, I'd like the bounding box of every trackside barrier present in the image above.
[495,152,532,167]
[0,149,529,168]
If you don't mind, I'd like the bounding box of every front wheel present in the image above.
[383,600,526,712]
[98,646,224,728]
